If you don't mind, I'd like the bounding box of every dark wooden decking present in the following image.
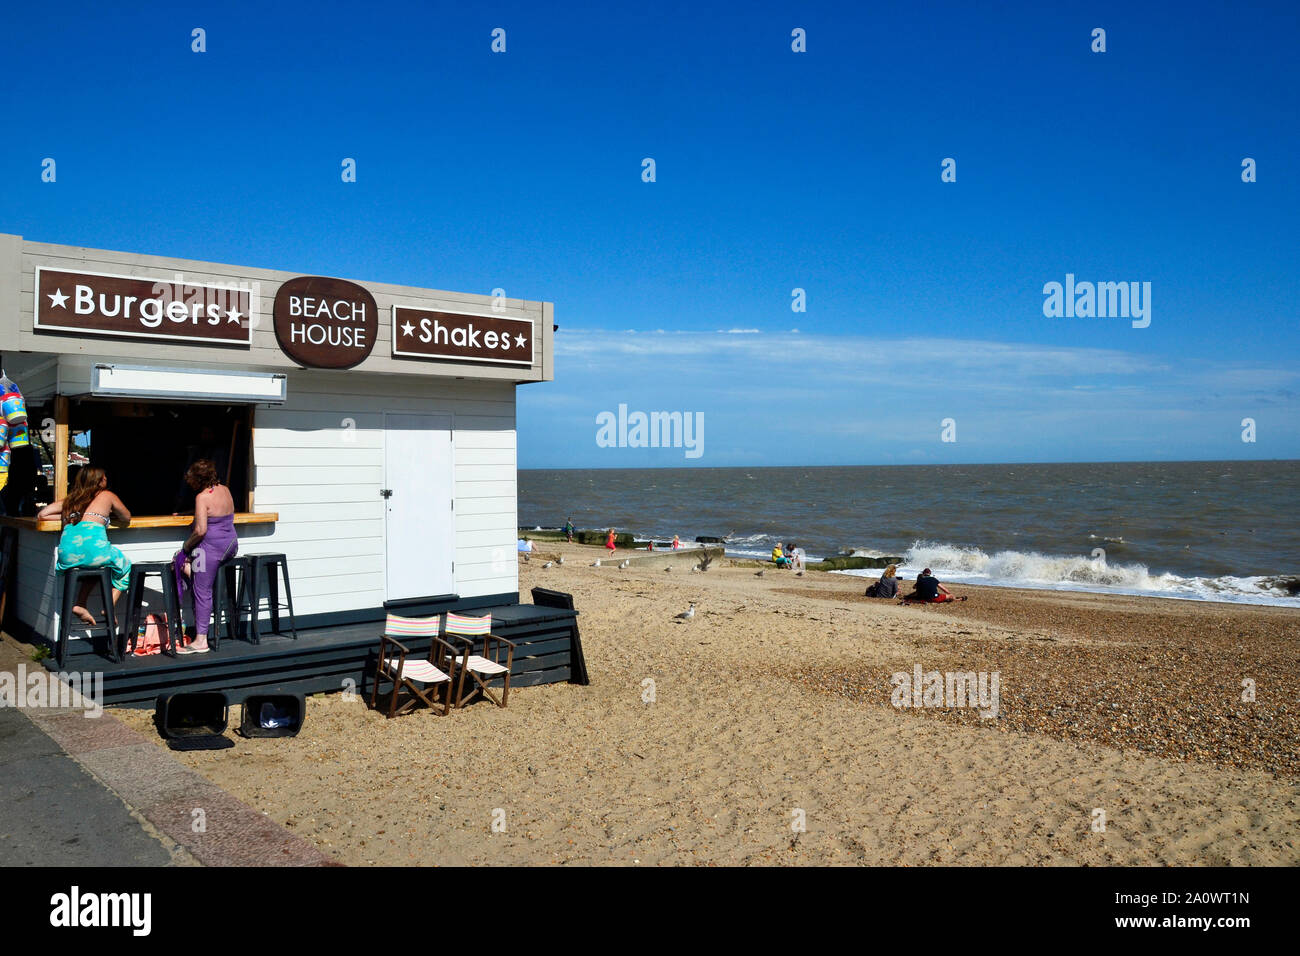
[41,603,581,707]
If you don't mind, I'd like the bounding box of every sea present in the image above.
[519,461,1300,608]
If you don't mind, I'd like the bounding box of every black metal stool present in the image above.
[247,553,298,643]
[212,556,252,650]
[122,562,183,659]
[56,568,119,667]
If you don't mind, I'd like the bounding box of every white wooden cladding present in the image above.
[8,370,520,639]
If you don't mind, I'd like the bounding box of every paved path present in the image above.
[0,706,188,866]
[0,640,337,867]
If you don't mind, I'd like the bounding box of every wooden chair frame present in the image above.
[444,615,516,709]
[370,633,462,718]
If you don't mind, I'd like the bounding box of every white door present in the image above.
[384,413,455,600]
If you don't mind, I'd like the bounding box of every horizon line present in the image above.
[518,457,1299,471]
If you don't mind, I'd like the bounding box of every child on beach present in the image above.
[672,535,680,550]
[605,528,617,554]
[565,518,575,543]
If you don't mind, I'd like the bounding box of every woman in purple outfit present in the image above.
[174,459,238,654]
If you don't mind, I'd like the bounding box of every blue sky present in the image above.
[2,0,1297,466]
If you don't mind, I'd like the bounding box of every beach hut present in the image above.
[0,232,578,703]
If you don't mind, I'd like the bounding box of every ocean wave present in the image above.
[830,540,1300,607]
[847,548,901,559]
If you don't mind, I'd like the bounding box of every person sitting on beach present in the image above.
[37,467,132,625]
[789,543,806,574]
[772,544,789,568]
[865,564,900,598]
[901,568,965,603]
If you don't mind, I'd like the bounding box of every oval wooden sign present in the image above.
[273,276,378,369]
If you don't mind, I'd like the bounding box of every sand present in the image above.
[112,542,1300,866]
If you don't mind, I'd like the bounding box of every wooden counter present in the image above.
[0,513,279,533]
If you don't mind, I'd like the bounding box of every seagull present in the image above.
[690,566,701,574]
[619,559,630,569]
[675,603,696,621]
[755,570,765,577]
[542,561,553,569]
[591,558,601,567]
[664,567,672,573]
[558,556,565,565]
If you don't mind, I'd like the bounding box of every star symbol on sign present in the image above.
[401,320,415,336]
[48,288,69,309]
[514,334,527,349]
[227,309,243,324]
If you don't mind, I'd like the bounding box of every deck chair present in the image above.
[370,614,462,718]
[444,612,515,709]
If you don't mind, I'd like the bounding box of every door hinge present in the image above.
[380,488,393,498]
[451,499,454,511]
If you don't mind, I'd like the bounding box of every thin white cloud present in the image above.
[554,328,1169,379]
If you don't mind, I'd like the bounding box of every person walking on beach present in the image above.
[565,518,575,543]
[37,467,132,625]
[605,528,617,554]
[174,459,239,654]
[672,534,680,550]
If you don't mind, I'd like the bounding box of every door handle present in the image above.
[380,489,393,498]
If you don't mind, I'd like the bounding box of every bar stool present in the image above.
[212,556,252,650]
[246,553,298,643]
[122,562,183,660]
[55,568,119,667]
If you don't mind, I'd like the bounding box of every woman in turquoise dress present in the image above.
[37,466,133,625]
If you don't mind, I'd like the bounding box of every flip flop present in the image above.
[176,643,210,655]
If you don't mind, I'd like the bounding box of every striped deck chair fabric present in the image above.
[444,612,516,708]
[381,615,449,681]
[445,613,508,675]
[371,614,458,717]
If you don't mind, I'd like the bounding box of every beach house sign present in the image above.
[34,268,254,345]
[272,276,378,369]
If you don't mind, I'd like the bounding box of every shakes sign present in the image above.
[272,276,378,369]
[392,306,532,366]
[34,268,254,345]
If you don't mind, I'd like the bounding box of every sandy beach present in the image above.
[113,541,1300,866]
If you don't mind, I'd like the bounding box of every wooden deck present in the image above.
[38,602,582,707]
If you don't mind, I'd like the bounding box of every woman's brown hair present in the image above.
[884,564,897,578]
[62,466,106,524]
[185,458,220,491]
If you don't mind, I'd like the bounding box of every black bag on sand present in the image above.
[864,583,879,597]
